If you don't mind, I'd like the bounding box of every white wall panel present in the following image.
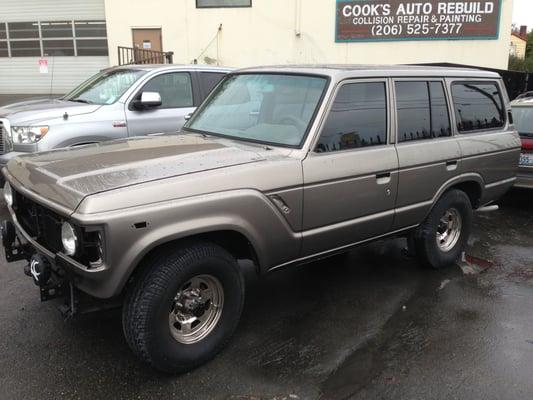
[0,0,105,21]
[0,57,109,94]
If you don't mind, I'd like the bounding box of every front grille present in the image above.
[0,121,5,154]
[12,187,103,267]
[13,189,63,253]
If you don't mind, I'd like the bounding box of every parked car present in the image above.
[511,96,533,188]
[515,91,533,101]
[0,64,232,181]
[1,65,521,373]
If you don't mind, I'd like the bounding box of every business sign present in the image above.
[336,0,501,42]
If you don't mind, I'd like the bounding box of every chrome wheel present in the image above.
[436,208,462,252]
[169,274,224,344]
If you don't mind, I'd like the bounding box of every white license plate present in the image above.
[520,152,533,166]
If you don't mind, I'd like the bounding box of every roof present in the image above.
[109,64,234,73]
[512,98,533,106]
[235,64,501,79]
[511,32,528,42]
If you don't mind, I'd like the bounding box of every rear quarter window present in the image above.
[200,72,226,98]
[451,82,505,133]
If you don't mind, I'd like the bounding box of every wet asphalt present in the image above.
[0,189,532,400]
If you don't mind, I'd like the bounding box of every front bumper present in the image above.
[2,204,108,299]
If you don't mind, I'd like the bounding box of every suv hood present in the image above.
[5,135,265,212]
[0,98,101,125]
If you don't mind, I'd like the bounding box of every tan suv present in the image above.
[1,65,521,372]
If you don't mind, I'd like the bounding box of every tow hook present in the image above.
[25,254,52,287]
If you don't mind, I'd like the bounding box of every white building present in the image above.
[0,0,515,95]
[104,0,513,69]
[0,0,109,94]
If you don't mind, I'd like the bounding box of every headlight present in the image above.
[61,222,78,256]
[11,126,49,144]
[3,182,13,207]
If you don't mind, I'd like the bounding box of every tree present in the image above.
[509,55,527,71]
[526,30,533,59]
[510,30,533,72]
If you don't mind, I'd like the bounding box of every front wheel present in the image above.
[122,242,245,373]
[412,189,473,269]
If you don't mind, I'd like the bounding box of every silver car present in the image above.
[0,64,231,175]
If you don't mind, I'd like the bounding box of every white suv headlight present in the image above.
[11,126,49,144]
[61,222,78,256]
[3,182,13,207]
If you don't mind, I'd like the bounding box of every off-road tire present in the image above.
[413,189,473,269]
[122,241,245,373]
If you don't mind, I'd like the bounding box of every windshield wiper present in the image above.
[182,127,210,139]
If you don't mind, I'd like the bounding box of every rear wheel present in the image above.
[412,189,473,269]
[122,241,245,373]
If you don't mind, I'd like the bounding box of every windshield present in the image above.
[63,69,147,105]
[185,73,328,147]
[513,106,533,137]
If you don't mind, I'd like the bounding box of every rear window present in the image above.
[513,106,533,137]
[452,82,505,133]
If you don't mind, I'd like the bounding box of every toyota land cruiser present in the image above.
[1,65,521,373]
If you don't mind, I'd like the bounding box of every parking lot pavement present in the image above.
[0,189,532,400]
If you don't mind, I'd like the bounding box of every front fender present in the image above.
[72,189,301,298]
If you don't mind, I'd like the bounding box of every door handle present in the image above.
[376,172,392,185]
[446,160,458,171]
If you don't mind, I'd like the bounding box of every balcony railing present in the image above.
[118,46,174,66]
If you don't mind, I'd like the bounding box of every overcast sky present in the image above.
[512,0,533,29]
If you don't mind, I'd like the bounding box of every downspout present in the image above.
[295,0,302,37]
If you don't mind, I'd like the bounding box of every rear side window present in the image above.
[396,81,451,143]
[200,72,226,98]
[452,82,505,133]
[316,82,387,153]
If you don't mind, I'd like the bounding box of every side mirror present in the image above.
[134,91,162,110]
[184,112,193,121]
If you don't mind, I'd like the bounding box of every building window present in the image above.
[10,40,41,57]
[8,22,39,39]
[0,41,8,57]
[316,82,388,152]
[0,23,7,57]
[452,82,505,133]
[41,21,73,38]
[74,21,107,37]
[43,39,75,56]
[0,20,108,58]
[0,22,7,40]
[76,39,108,56]
[196,0,251,8]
